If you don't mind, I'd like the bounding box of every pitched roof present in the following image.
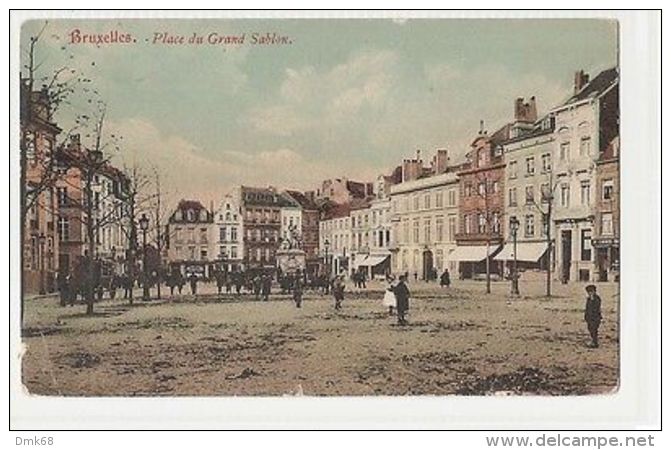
[284,190,318,210]
[563,67,618,105]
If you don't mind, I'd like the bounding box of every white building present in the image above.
[390,171,460,280]
[496,116,555,274]
[279,195,302,248]
[211,193,244,272]
[549,68,618,282]
[318,204,352,275]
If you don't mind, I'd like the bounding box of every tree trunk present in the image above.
[485,238,491,294]
[85,174,95,315]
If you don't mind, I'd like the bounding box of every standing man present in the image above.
[394,274,411,325]
[215,270,225,296]
[189,273,198,296]
[261,274,272,302]
[333,275,345,310]
[293,276,303,308]
[584,284,603,348]
[440,268,451,288]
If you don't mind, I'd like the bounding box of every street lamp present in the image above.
[324,238,331,277]
[509,216,520,296]
[139,213,150,301]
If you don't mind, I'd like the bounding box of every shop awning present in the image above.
[447,245,499,262]
[494,242,548,262]
[360,255,390,267]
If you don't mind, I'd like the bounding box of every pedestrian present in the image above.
[176,272,185,295]
[584,284,602,348]
[293,276,303,308]
[262,274,272,302]
[413,271,418,282]
[57,271,68,307]
[333,275,345,310]
[225,274,232,294]
[108,275,118,300]
[253,275,262,300]
[215,270,225,295]
[382,276,397,316]
[394,274,411,325]
[440,268,451,288]
[234,273,242,296]
[189,273,198,295]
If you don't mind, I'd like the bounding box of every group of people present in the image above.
[382,275,412,325]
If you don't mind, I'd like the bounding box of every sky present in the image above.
[21,18,618,208]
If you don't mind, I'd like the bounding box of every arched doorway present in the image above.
[422,249,434,281]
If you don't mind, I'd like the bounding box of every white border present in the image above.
[7,10,661,430]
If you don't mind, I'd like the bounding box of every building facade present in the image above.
[284,190,321,276]
[593,136,620,281]
[166,199,214,278]
[453,125,509,279]
[21,83,61,294]
[318,203,352,276]
[497,105,555,275]
[390,162,460,280]
[550,68,619,282]
[211,193,244,272]
[239,186,294,269]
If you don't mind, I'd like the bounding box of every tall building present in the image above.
[210,193,244,272]
[21,82,61,294]
[318,203,352,275]
[550,68,619,282]
[452,124,509,279]
[238,186,295,269]
[390,150,460,280]
[496,99,554,274]
[54,135,131,280]
[315,178,373,204]
[165,199,214,278]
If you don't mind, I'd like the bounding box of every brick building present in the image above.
[165,199,214,278]
[453,123,510,279]
[21,82,61,294]
[283,190,321,276]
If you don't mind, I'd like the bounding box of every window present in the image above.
[200,228,208,243]
[581,229,592,261]
[478,182,486,196]
[525,214,535,237]
[413,196,420,211]
[580,137,591,156]
[526,157,536,175]
[436,217,444,241]
[541,214,549,237]
[601,212,614,236]
[412,219,420,243]
[560,142,570,161]
[231,246,238,259]
[509,160,518,179]
[424,194,431,210]
[560,184,570,207]
[402,219,409,244]
[57,217,70,241]
[603,179,614,200]
[541,153,552,173]
[219,246,227,258]
[580,181,591,205]
[448,189,456,206]
[423,218,431,243]
[189,246,196,260]
[540,183,551,203]
[219,226,226,242]
[509,188,518,206]
[57,187,68,206]
[492,212,501,234]
[464,214,472,234]
[435,192,444,208]
[464,183,472,197]
[492,181,500,193]
[478,213,487,234]
[448,216,457,242]
[525,186,534,204]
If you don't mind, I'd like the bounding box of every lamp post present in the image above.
[324,238,331,277]
[139,213,150,301]
[509,216,520,296]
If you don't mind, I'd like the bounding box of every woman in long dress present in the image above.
[382,276,397,316]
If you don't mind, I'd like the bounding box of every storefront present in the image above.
[448,244,502,280]
[593,237,619,282]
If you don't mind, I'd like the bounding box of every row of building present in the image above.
[21,80,133,294]
[164,67,619,284]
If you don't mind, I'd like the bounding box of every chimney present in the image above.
[514,96,538,123]
[433,148,449,175]
[574,70,590,94]
[479,120,485,135]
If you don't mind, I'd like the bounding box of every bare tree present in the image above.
[526,168,561,298]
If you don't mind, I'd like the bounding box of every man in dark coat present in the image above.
[333,276,345,310]
[440,269,451,288]
[394,274,411,325]
[189,274,198,295]
[584,284,602,348]
[261,274,272,302]
[293,276,303,308]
